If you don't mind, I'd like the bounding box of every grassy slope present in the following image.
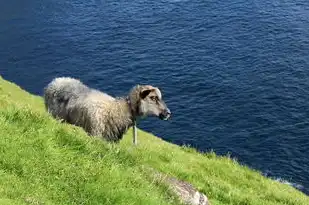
[0,76,308,205]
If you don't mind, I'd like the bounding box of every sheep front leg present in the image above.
[133,120,137,145]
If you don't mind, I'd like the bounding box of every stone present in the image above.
[151,169,210,205]
[163,175,210,205]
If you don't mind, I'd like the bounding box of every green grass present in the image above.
[0,76,308,205]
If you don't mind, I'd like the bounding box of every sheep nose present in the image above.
[164,108,171,118]
[159,108,171,120]
[166,108,171,116]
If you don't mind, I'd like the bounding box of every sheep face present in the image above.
[138,86,171,121]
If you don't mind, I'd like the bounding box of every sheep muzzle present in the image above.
[159,108,171,120]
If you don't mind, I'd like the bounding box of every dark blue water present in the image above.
[1,0,309,195]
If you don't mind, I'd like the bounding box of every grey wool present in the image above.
[44,77,171,142]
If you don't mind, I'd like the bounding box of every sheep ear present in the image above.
[140,89,153,99]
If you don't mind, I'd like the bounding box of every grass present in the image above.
[0,75,308,205]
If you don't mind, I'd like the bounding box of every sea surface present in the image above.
[1,0,309,195]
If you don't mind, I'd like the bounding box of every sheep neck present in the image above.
[125,96,136,120]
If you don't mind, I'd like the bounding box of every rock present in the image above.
[152,170,210,205]
[163,175,210,205]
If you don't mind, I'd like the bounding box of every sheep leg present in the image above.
[133,120,137,145]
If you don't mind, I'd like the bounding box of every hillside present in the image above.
[0,75,308,205]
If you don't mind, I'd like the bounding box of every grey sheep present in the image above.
[44,77,171,143]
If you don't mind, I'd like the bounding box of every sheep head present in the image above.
[129,85,171,120]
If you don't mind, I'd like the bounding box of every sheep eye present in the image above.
[150,96,156,101]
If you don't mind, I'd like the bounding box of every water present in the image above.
[1,0,309,195]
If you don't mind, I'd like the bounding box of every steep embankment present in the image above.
[0,76,308,205]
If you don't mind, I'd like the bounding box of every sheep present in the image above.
[44,77,171,144]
